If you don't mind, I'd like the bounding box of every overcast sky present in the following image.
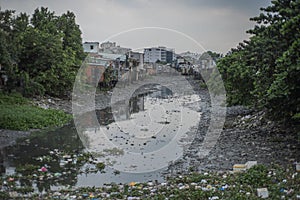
[1,0,271,54]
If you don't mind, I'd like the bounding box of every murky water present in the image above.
[1,85,201,190]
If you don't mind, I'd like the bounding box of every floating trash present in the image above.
[39,166,48,172]
[296,163,300,172]
[233,164,246,172]
[257,188,269,198]
[129,182,136,187]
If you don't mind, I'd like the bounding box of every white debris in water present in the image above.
[79,94,201,173]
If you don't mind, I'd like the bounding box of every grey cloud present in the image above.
[110,0,271,15]
[1,0,272,53]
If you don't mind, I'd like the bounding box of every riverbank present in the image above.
[164,77,299,175]
[1,75,299,168]
[0,93,72,148]
[0,74,299,199]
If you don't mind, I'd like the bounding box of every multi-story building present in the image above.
[144,47,174,63]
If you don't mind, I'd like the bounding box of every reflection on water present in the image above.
[0,84,201,190]
[79,84,201,173]
[94,85,173,126]
[1,125,85,192]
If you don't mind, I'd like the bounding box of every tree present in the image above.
[17,27,66,96]
[31,7,57,35]
[57,11,85,62]
[0,29,11,68]
[206,51,223,61]
[0,7,85,97]
[0,8,15,90]
[0,8,14,33]
[217,0,300,122]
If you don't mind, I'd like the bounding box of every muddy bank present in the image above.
[32,96,72,114]
[167,78,299,175]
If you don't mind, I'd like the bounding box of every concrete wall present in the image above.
[83,42,99,53]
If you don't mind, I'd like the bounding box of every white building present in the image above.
[83,42,99,53]
[144,47,174,63]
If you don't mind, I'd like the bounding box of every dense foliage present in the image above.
[0,92,71,130]
[217,0,300,122]
[0,7,85,97]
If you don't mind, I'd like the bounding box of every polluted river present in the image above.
[1,74,299,195]
[0,74,205,192]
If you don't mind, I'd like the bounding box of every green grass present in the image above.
[0,92,72,131]
[0,92,29,105]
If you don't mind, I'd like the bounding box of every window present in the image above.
[90,45,94,50]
